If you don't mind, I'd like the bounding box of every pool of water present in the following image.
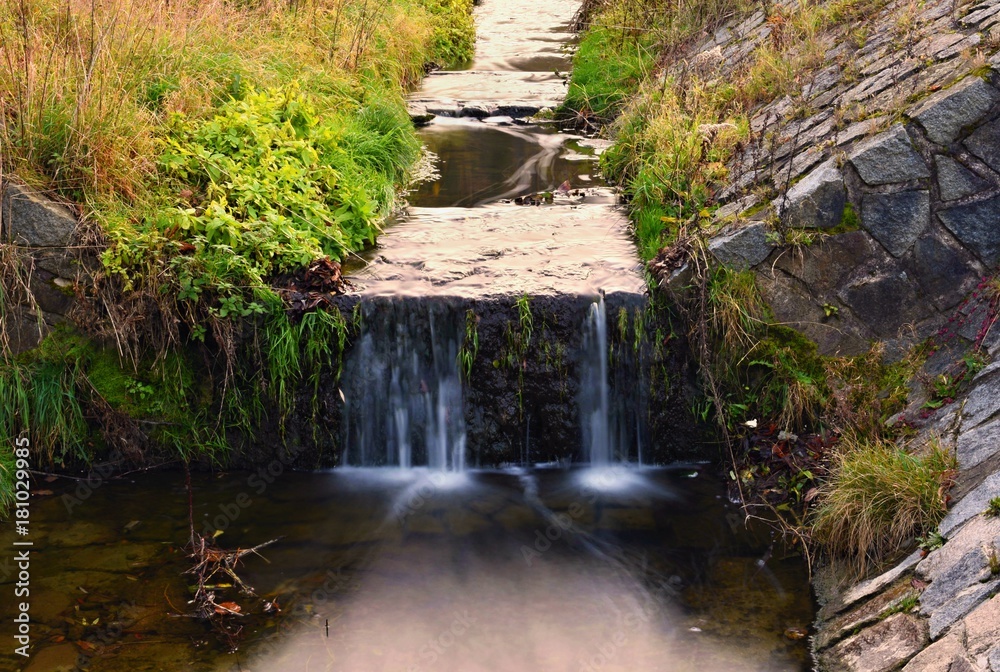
[409,117,604,208]
[0,465,813,671]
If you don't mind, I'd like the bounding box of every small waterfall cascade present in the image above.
[341,300,466,470]
[580,297,612,465]
[578,294,651,466]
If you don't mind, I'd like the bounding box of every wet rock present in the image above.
[935,155,992,201]
[965,117,1000,172]
[840,551,923,611]
[917,515,1000,639]
[965,594,1000,659]
[939,473,1000,536]
[927,578,999,641]
[30,271,76,316]
[911,76,1000,144]
[713,194,760,221]
[707,223,775,269]
[815,581,918,651]
[900,627,969,671]
[861,190,930,257]
[903,230,982,311]
[956,419,1000,470]
[937,195,1000,266]
[757,268,871,356]
[818,613,927,672]
[958,376,1000,431]
[779,158,846,229]
[849,124,930,185]
[774,230,878,295]
[837,266,931,339]
[411,112,436,126]
[1,181,78,247]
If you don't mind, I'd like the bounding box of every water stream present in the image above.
[0,0,818,668]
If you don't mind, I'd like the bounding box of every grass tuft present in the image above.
[811,436,956,574]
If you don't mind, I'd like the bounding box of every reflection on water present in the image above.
[0,466,813,671]
[410,118,602,208]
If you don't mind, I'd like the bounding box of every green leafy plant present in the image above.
[458,309,480,380]
[986,496,1000,518]
[917,529,947,553]
[880,592,919,618]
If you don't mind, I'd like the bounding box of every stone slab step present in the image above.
[408,71,568,119]
[347,189,646,298]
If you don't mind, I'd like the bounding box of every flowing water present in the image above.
[0,0,818,669]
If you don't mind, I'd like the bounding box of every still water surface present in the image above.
[0,466,812,671]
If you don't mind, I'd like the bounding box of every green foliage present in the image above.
[699,267,826,432]
[986,496,1000,518]
[562,26,656,122]
[503,295,535,415]
[103,85,419,313]
[917,529,946,552]
[823,344,914,438]
[458,309,480,380]
[0,443,13,517]
[880,592,919,619]
[812,438,956,573]
[0,353,87,466]
[419,0,476,66]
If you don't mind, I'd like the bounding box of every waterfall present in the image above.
[580,296,612,465]
[341,300,467,471]
[578,294,653,466]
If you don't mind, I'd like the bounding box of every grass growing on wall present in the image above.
[811,436,955,573]
[564,0,876,259]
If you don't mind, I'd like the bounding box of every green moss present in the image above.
[832,201,861,233]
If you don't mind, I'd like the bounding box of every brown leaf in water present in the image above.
[214,601,242,615]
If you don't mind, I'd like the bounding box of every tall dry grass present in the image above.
[0,0,437,201]
[811,435,956,576]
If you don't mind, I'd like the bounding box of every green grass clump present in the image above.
[698,266,827,433]
[0,442,15,517]
[812,438,956,573]
[987,497,1000,517]
[562,25,657,123]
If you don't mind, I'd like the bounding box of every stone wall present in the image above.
[662,0,1000,359]
[0,181,87,354]
[650,0,1000,668]
[811,353,1000,672]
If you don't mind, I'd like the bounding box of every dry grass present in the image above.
[811,435,956,575]
[0,0,438,201]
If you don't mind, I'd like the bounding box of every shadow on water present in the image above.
[0,466,814,671]
[409,118,605,208]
